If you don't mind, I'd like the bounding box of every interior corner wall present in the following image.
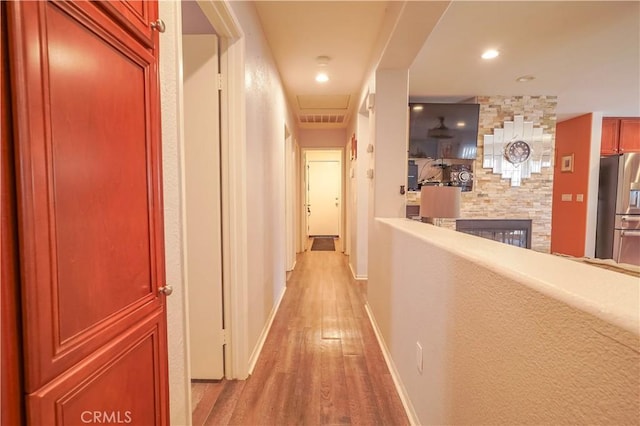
[551,113,597,257]
[228,1,291,363]
[443,95,557,252]
[158,1,190,424]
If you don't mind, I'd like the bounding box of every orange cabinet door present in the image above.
[601,118,620,155]
[7,1,169,424]
[94,0,159,49]
[618,118,640,153]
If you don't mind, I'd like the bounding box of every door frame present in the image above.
[181,32,224,380]
[183,1,249,379]
[160,1,249,421]
[301,148,345,249]
[284,126,296,271]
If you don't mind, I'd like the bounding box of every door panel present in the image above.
[94,0,157,48]
[601,118,619,155]
[182,34,224,379]
[308,161,341,236]
[46,1,153,341]
[8,1,168,418]
[28,310,167,425]
[619,119,640,153]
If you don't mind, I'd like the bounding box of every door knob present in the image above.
[150,19,166,33]
[158,285,173,296]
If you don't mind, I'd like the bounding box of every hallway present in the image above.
[192,248,409,425]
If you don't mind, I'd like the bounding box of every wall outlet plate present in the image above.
[416,342,423,374]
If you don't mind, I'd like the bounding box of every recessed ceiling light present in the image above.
[481,49,499,59]
[516,75,535,82]
[315,72,329,83]
[412,105,424,111]
[456,121,465,127]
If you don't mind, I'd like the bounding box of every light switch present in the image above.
[576,194,584,202]
[561,193,573,202]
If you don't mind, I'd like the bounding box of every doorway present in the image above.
[304,150,343,240]
[285,127,296,271]
[181,3,224,380]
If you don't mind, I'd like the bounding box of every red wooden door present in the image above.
[7,1,169,424]
[1,2,25,424]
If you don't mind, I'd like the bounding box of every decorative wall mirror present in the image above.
[483,115,552,186]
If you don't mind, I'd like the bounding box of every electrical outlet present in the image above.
[416,342,423,374]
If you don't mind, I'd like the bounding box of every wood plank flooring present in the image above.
[192,248,409,425]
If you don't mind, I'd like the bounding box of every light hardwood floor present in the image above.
[192,248,409,425]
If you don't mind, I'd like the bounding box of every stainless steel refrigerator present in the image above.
[595,153,640,265]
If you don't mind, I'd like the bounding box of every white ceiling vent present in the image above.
[299,114,346,124]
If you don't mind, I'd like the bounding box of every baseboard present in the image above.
[247,286,287,375]
[348,263,368,281]
[364,303,419,426]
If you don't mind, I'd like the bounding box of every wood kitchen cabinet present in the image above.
[601,117,640,155]
[4,1,169,424]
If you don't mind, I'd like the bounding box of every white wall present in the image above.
[368,218,640,425]
[299,128,346,148]
[158,2,190,424]
[345,107,372,280]
[228,1,293,363]
[372,69,409,218]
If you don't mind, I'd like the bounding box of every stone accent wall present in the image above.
[442,95,557,252]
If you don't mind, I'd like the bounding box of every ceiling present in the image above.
[254,1,389,128]
[253,1,640,128]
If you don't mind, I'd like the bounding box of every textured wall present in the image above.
[228,1,290,362]
[442,95,557,252]
[368,218,640,425]
[158,1,190,424]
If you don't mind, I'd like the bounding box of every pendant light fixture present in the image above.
[427,116,454,139]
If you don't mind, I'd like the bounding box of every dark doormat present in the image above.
[311,237,335,251]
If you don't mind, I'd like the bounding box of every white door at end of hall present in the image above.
[308,160,340,236]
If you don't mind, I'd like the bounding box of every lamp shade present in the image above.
[420,185,461,219]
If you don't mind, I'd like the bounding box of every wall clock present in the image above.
[504,139,531,164]
[483,115,552,186]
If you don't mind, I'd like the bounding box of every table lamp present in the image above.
[420,185,461,225]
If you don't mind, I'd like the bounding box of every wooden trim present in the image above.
[246,287,286,374]
[364,303,419,426]
[196,0,243,39]
[1,1,25,423]
[348,263,368,281]
[216,10,249,379]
